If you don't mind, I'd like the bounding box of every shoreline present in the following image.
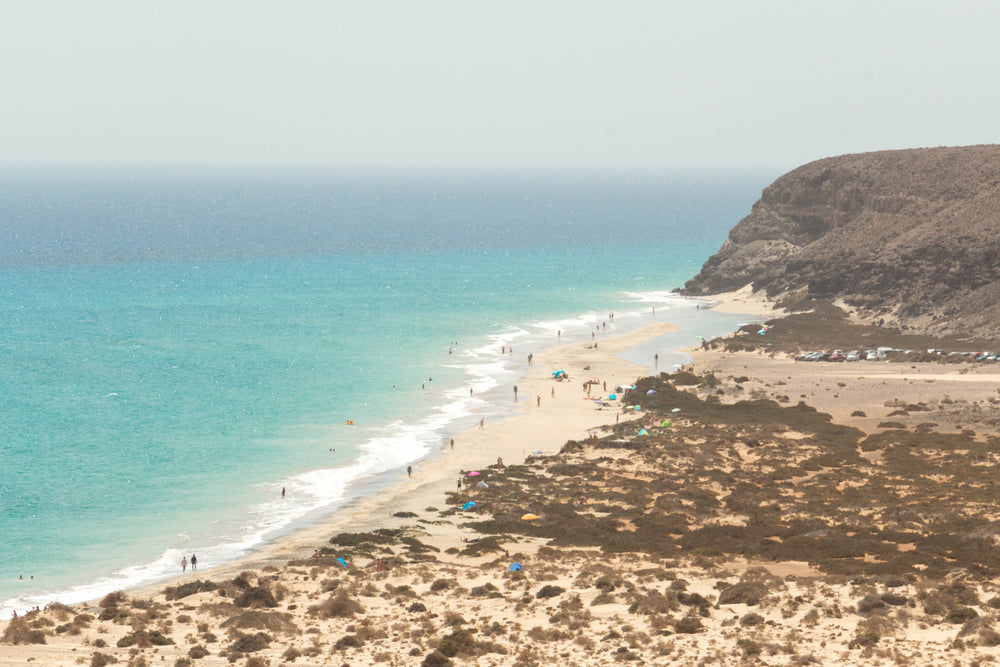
[113,320,698,601]
[9,288,1000,665]
[0,294,733,617]
[2,294,761,615]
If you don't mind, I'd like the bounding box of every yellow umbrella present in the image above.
[521,513,539,521]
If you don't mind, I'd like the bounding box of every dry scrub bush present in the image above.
[549,594,592,629]
[233,586,278,609]
[535,584,564,599]
[226,631,271,654]
[188,645,209,659]
[116,629,174,648]
[90,652,117,667]
[308,590,363,618]
[219,610,297,635]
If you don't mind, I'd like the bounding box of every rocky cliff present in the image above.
[683,145,1000,338]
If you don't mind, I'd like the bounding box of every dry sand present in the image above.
[6,295,1000,666]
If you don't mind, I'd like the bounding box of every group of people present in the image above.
[180,554,198,572]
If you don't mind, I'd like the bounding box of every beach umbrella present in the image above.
[337,557,348,569]
[646,389,656,395]
[468,471,481,476]
[509,562,523,572]
[462,501,476,510]
[521,513,539,521]
[531,450,543,455]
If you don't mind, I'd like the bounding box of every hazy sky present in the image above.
[1,0,997,170]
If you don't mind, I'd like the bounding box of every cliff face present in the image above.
[684,145,1000,338]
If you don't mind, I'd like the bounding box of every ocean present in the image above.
[0,166,772,615]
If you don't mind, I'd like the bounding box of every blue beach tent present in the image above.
[509,562,523,572]
[462,501,476,510]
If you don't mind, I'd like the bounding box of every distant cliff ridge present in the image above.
[683,145,1000,338]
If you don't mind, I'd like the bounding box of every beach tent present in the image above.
[646,389,656,395]
[509,562,523,572]
[608,393,616,400]
[521,513,539,521]
[337,557,348,569]
[531,450,543,455]
[638,429,648,436]
[634,405,641,411]
[552,370,566,378]
[660,420,671,427]
[671,408,681,412]
[476,481,489,489]
[462,501,477,510]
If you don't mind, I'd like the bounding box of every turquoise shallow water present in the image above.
[0,167,771,614]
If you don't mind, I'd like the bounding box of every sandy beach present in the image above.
[150,321,681,584]
[7,293,1000,666]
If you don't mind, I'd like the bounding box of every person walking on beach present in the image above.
[190,554,197,571]
[181,555,187,573]
[450,438,454,449]
[479,418,484,430]
[513,385,518,401]
[281,487,286,499]
[407,465,412,478]
[527,353,533,364]
[537,395,541,407]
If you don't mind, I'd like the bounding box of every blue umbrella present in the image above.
[462,501,476,510]
[509,562,523,572]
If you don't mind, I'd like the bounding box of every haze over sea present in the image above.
[0,166,769,615]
